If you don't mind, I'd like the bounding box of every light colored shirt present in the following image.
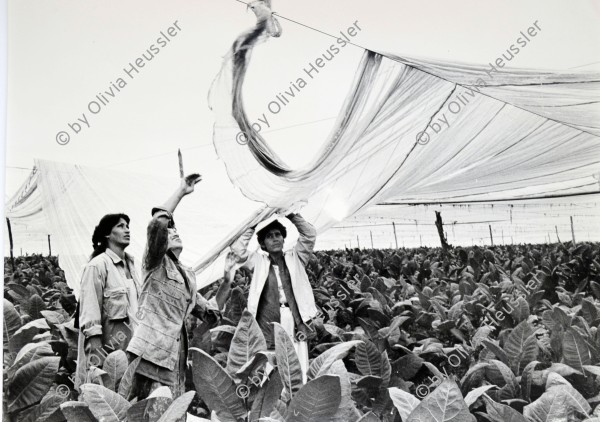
[272,264,288,305]
[78,248,141,337]
[231,214,319,323]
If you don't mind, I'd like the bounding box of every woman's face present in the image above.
[107,218,130,247]
[167,227,183,252]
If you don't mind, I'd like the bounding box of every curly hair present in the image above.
[90,213,130,260]
[256,220,287,250]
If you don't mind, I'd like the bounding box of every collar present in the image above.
[105,248,134,265]
[268,253,286,266]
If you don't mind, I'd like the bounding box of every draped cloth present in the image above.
[4,160,262,296]
[5,5,600,291]
[281,306,308,384]
[194,4,600,277]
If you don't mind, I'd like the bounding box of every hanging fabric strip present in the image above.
[195,1,600,283]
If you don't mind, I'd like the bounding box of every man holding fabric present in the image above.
[231,212,319,382]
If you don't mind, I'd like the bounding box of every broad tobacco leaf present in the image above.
[355,340,382,376]
[127,396,172,422]
[3,298,22,349]
[273,322,303,401]
[190,348,245,422]
[284,375,342,422]
[482,340,510,367]
[463,385,497,407]
[9,318,50,354]
[79,383,131,422]
[520,360,541,402]
[503,320,538,375]
[8,355,60,412]
[7,341,54,380]
[406,380,475,422]
[250,369,283,422]
[388,387,420,420]
[60,401,99,422]
[562,327,591,372]
[324,360,357,422]
[392,353,424,380]
[483,395,528,422]
[118,356,142,399]
[308,340,362,380]
[156,391,196,422]
[226,310,267,376]
[523,384,591,422]
[20,390,68,422]
[102,350,128,391]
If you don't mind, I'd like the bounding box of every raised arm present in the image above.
[229,227,257,271]
[160,173,202,213]
[212,251,237,309]
[289,213,316,266]
[143,211,170,271]
[144,174,202,271]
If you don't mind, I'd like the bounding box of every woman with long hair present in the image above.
[75,213,141,390]
[127,174,219,400]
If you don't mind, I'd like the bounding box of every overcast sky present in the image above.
[4,0,600,250]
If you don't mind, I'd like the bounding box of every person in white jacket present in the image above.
[230,213,319,381]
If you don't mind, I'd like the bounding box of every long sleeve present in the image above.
[230,228,257,271]
[79,264,105,338]
[289,214,316,267]
[144,210,171,271]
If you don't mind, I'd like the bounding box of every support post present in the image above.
[6,218,15,271]
[370,231,373,249]
[392,222,398,249]
[357,235,360,249]
[489,225,494,246]
[434,211,451,250]
[48,234,52,256]
[570,216,576,245]
[555,225,561,243]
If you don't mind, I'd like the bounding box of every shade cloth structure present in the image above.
[4,160,262,298]
[195,6,600,274]
[5,8,600,294]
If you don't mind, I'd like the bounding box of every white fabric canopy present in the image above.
[195,11,599,274]
[5,9,600,295]
[4,160,261,297]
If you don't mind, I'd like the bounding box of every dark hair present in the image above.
[256,220,287,248]
[90,213,130,260]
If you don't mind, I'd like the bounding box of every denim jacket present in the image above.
[127,209,214,371]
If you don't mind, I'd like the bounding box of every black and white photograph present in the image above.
[2,1,600,421]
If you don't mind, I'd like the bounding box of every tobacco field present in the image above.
[3,242,600,421]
